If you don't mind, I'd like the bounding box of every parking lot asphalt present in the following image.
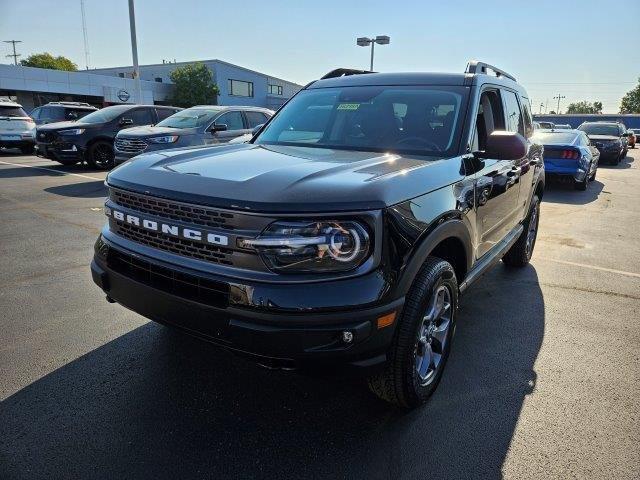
[0,150,638,480]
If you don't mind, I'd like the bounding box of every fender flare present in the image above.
[393,219,473,297]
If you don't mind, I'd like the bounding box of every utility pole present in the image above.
[3,40,22,65]
[80,0,91,70]
[128,0,143,104]
[553,94,566,114]
[545,99,549,114]
[539,102,544,114]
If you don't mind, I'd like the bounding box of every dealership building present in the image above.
[0,59,302,112]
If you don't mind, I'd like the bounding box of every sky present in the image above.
[2,0,639,113]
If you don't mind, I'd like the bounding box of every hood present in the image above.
[38,120,94,131]
[107,143,464,213]
[117,125,198,138]
[587,134,620,141]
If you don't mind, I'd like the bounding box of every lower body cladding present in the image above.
[91,235,403,373]
[35,141,84,163]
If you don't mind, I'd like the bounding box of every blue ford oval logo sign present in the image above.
[117,89,131,102]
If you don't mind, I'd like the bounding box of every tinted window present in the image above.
[157,107,223,129]
[257,86,467,156]
[520,98,534,138]
[0,106,29,118]
[156,108,178,122]
[503,91,524,135]
[80,105,132,124]
[30,107,41,120]
[245,111,268,128]
[127,108,155,126]
[578,123,620,136]
[216,111,245,130]
[64,108,93,120]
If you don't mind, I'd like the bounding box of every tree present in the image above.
[20,52,77,71]
[619,77,640,113]
[169,63,219,108]
[549,110,556,115]
[566,101,603,114]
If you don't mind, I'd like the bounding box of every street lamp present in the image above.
[356,35,390,71]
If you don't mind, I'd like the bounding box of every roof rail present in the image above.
[465,61,516,82]
[46,101,93,107]
[320,68,374,80]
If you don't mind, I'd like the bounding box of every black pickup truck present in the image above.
[92,61,545,408]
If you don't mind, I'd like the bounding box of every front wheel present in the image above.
[502,194,540,268]
[368,257,458,408]
[86,141,114,169]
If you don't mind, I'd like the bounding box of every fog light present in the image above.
[342,331,354,343]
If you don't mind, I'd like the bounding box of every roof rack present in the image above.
[465,61,516,82]
[320,68,374,80]
[46,101,93,107]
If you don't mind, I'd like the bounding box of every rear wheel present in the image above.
[368,257,458,408]
[86,141,114,169]
[502,194,540,267]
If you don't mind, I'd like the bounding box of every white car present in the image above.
[0,98,36,154]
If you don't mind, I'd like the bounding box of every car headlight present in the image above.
[148,135,179,144]
[240,220,371,273]
[58,128,85,135]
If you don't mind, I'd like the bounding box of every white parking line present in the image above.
[0,160,103,181]
[539,257,640,279]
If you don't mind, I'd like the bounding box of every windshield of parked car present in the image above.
[578,124,619,136]
[0,106,28,118]
[255,86,468,156]
[532,131,579,144]
[78,105,132,124]
[156,107,224,129]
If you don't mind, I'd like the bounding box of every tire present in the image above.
[574,178,588,191]
[589,168,597,181]
[20,145,35,155]
[86,141,115,169]
[502,194,540,268]
[368,257,458,408]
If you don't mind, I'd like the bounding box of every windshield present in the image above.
[156,107,223,129]
[0,106,28,118]
[79,105,132,124]
[532,131,579,144]
[255,86,468,156]
[578,124,619,136]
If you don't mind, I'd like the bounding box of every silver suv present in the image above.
[114,105,273,165]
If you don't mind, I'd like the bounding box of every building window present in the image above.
[268,84,283,96]
[118,72,125,78]
[155,77,163,83]
[228,79,254,97]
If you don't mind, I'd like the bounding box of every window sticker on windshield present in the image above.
[337,103,360,111]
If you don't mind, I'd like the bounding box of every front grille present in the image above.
[107,247,229,308]
[114,137,148,154]
[37,131,55,143]
[112,220,234,266]
[110,188,236,230]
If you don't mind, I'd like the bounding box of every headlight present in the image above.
[241,220,371,273]
[58,128,85,135]
[148,135,179,144]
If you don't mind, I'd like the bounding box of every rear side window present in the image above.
[520,98,534,138]
[245,111,268,128]
[0,106,29,117]
[216,111,245,130]
[128,108,155,126]
[502,90,524,136]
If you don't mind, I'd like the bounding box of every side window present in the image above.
[472,89,506,151]
[155,108,175,122]
[502,90,524,136]
[39,106,53,122]
[30,107,41,120]
[520,97,534,138]
[128,108,155,126]
[216,111,245,131]
[245,111,268,128]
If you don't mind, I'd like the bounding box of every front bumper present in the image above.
[35,141,85,161]
[91,236,402,372]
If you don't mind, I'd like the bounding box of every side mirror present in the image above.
[119,117,133,126]
[211,123,228,133]
[251,124,264,136]
[479,131,527,160]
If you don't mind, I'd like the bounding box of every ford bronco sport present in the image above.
[92,61,544,408]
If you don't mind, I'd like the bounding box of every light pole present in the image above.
[356,35,390,71]
[128,0,143,104]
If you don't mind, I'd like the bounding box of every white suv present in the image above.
[0,98,36,154]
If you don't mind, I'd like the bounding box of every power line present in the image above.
[553,94,566,113]
[3,40,22,65]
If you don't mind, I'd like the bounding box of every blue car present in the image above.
[532,129,600,190]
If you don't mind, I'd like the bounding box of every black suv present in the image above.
[35,104,181,169]
[92,62,544,408]
[577,121,628,164]
[30,101,98,125]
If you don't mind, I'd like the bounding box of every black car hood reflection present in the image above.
[108,143,463,213]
